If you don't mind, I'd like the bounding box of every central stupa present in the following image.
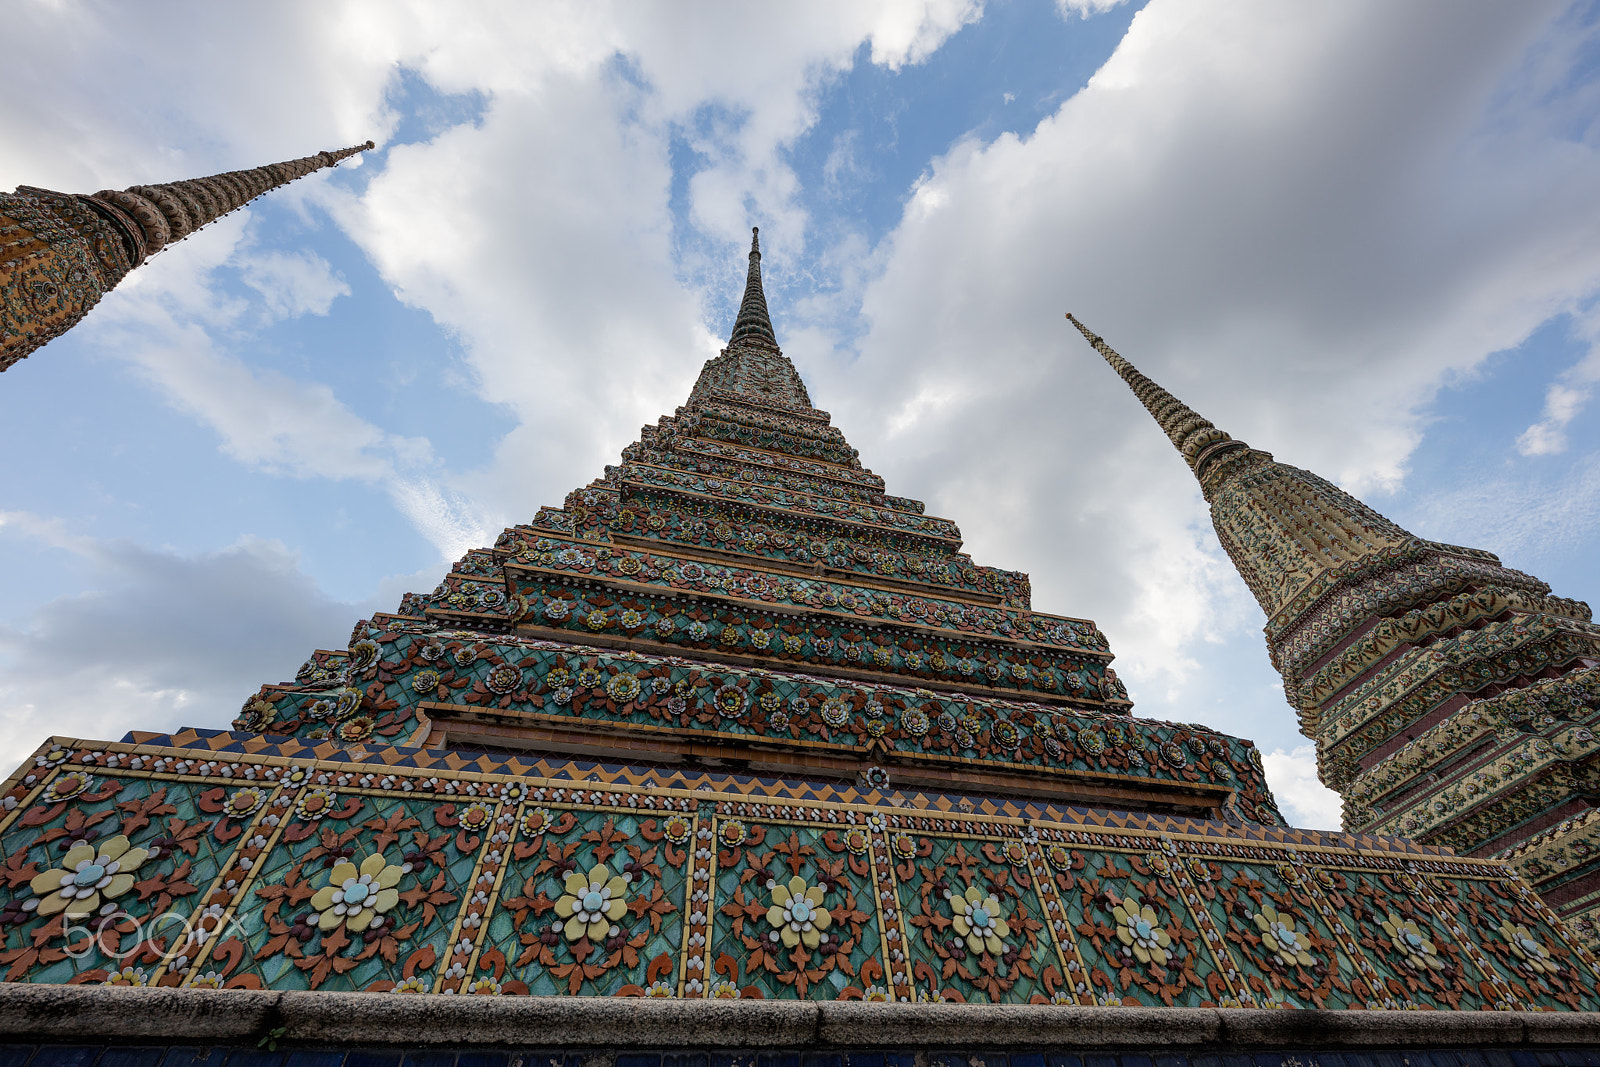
[0,230,1594,1017]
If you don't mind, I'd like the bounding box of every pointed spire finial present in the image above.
[729,225,776,347]
[2,140,376,372]
[1066,313,1243,474]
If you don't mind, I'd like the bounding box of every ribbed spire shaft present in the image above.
[93,140,376,263]
[1066,313,1239,473]
[1,140,374,372]
[728,227,777,346]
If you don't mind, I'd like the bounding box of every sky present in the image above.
[4,0,1600,830]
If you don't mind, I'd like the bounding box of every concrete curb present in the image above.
[2,985,1599,1050]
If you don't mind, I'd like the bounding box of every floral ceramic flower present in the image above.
[820,697,850,727]
[708,980,740,999]
[348,640,380,672]
[235,699,277,731]
[520,808,552,838]
[1253,903,1315,967]
[585,611,609,632]
[34,747,70,769]
[644,979,675,997]
[577,667,603,689]
[606,673,641,704]
[1112,901,1172,966]
[391,976,430,993]
[662,814,692,845]
[411,670,440,694]
[1498,922,1558,975]
[41,773,91,803]
[862,985,891,1001]
[902,708,930,737]
[555,864,629,942]
[1382,912,1444,972]
[295,788,339,822]
[224,788,268,820]
[310,852,403,932]
[713,685,746,718]
[29,835,150,919]
[458,802,494,833]
[337,717,375,742]
[486,664,522,695]
[766,875,832,949]
[949,885,1010,956]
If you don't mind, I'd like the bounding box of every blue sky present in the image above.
[4,0,1600,828]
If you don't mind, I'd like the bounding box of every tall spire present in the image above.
[690,228,812,409]
[1065,313,1243,475]
[1068,313,1600,935]
[1,140,375,372]
[1067,311,1415,626]
[728,226,777,347]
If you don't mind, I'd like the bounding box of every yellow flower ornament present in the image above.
[1381,912,1444,972]
[1112,900,1172,966]
[556,863,629,942]
[765,875,832,949]
[1498,922,1558,975]
[1253,903,1315,968]
[310,853,403,932]
[29,835,149,920]
[949,885,1010,956]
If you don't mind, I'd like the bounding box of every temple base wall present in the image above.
[4,986,1600,1064]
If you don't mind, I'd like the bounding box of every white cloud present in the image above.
[1262,745,1344,830]
[0,518,372,778]
[236,248,351,319]
[1056,0,1132,18]
[1410,450,1600,567]
[1517,333,1600,456]
[77,214,493,561]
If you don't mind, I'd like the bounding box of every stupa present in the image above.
[1068,316,1600,948]
[0,140,374,371]
[3,229,1600,1065]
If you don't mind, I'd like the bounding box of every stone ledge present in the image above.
[1,985,1599,1050]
